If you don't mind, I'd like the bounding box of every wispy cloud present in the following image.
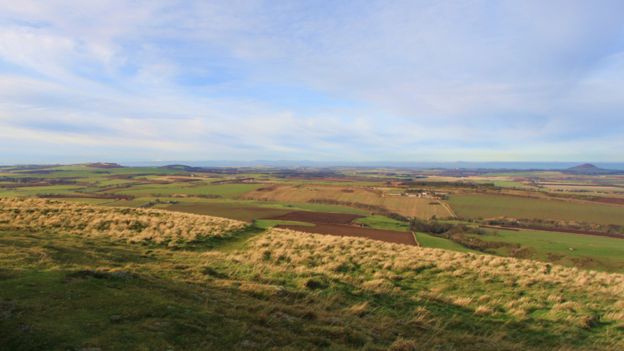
[0,0,623,163]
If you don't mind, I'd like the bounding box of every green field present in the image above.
[354,215,409,232]
[253,219,314,229]
[161,199,366,222]
[115,183,262,198]
[472,229,624,272]
[449,194,624,225]
[415,232,476,253]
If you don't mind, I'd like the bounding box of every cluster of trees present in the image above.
[409,218,483,235]
[409,219,512,253]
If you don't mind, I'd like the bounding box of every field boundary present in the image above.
[480,224,624,239]
[412,231,421,246]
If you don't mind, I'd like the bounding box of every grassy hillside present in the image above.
[1,199,623,350]
[0,198,245,245]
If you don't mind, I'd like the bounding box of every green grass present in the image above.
[492,180,526,188]
[473,229,624,272]
[162,199,367,221]
[161,201,291,222]
[354,215,409,232]
[115,183,262,198]
[415,232,476,253]
[95,196,368,222]
[449,194,624,225]
[0,230,262,350]
[3,164,624,277]
[270,201,368,215]
[253,219,314,229]
[0,185,84,196]
[2,228,623,350]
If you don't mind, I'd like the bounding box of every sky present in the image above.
[1,0,623,164]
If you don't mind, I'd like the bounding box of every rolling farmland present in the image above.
[243,184,453,219]
[2,164,624,349]
[449,193,624,225]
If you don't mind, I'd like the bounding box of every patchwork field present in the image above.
[449,194,624,225]
[2,164,624,272]
[3,162,624,349]
[164,201,292,221]
[243,184,452,219]
[266,210,417,245]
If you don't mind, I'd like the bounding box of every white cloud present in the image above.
[0,0,622,163]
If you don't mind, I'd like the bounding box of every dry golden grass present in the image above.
[243,184,451,218]
[228,228,624,335]
[0,197,245,245]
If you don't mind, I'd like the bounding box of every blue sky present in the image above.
[1,1,623,163]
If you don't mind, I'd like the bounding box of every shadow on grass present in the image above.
[0,229,616,350]
[171,225,266,252]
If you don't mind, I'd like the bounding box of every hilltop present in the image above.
[1,198,623,350]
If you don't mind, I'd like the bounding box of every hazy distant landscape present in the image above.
[2,1,624,350]
[2,162,624,350]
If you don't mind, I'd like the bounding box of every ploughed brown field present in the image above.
[268,210,416,245]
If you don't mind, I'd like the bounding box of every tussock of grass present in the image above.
[223,228,624,348]
[0,197,245,245]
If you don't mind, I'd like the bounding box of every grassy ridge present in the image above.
[0,198,245,245]
[1,226,623,350]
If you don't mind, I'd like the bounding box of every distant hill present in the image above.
[160,164,198,171]
[86,162,124,169]
[563,163,622,175]
[160,164,239,174]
